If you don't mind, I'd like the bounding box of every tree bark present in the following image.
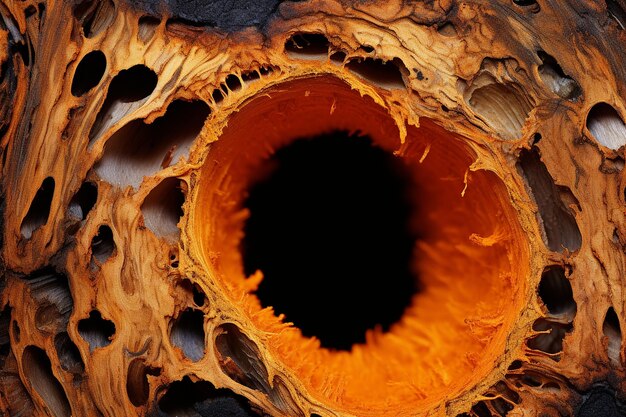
[0,0,625,416]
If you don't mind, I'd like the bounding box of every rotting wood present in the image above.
[0,0,625,416]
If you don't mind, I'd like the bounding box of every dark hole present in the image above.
[507,360,523,371]
[242,131,419,351]
[225,74,242,91]
[141,178,185,239]
[537,51,581,100]
[330,51,346,64]
[69,181,98,220]
[494,381,521,405]
[157,376,262,417]
[491,397,514,416]
[345,57,406,89]
[20,177,55,239]
[38,3,46,21]
[607,0,626,29]
[532,133,542,144]
[437,22,457,37]
[0,307,11,366]
[179,279,206,306]
[192,286,205,306]
[521,374,541,387]
[54,332,85,375]
[528,318,572,357]
[241,70,260,83]
[77,310,116,351]
[24,5,37,18]
[604,307,621,335]
[212,88,224,103]
[360,45,374,53]
[284,33,329,57]
[127,358,160,407]
[91,225,115,263]
[518,147,582,252]
[170,308,205,362]
[471,402,492,417]
[538,266,576,315]
[71,50,106,97]
[105,65,157,103]
[13,37,33,67]
[12,321,20,343]
[603,306,622,363]
[513,0,537,5]
[22,346,71,417]
[88,64,158,144]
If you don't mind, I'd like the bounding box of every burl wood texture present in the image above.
[0,0,625,416]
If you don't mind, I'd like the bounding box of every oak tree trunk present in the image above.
[0,0,625,416]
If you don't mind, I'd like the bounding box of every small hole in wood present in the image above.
[170,308,205,362]
[528,318,572,357]
[538,266,577,316]
[77,310,115,351]
[241,70,260,83]
[345,57,407,89]
[157,376,262,416]
[537,51,581,100]
[285,33,330,60]
[513,0,540,11]
[95,99,209,189]
[89,64,158,144]
[215,324,271,392]
[68,181,98,221]
[212,88,224,104]
[11,321,19,343]
[603,306,622,364]
[471,402,492,417]
[54,332,84,376]
[438,22,457,37]
[518,147,582,252]
[330,51,346,64]
[127,358,160,407]
[225,74,242,92]
[22,345,71,417]
[20,177,55,239]
[179,279,206,307]
[71,50,106,97]
[587,102,626,150]
[468,80,533,140]
[141,177,185,239]
[91,225,115,264]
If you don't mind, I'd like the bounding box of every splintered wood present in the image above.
[0,0,624,416]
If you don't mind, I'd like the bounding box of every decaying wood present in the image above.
[0,0,624,416]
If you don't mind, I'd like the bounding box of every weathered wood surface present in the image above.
[0,0,624,416]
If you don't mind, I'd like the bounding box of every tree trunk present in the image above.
[0,0,625,416]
